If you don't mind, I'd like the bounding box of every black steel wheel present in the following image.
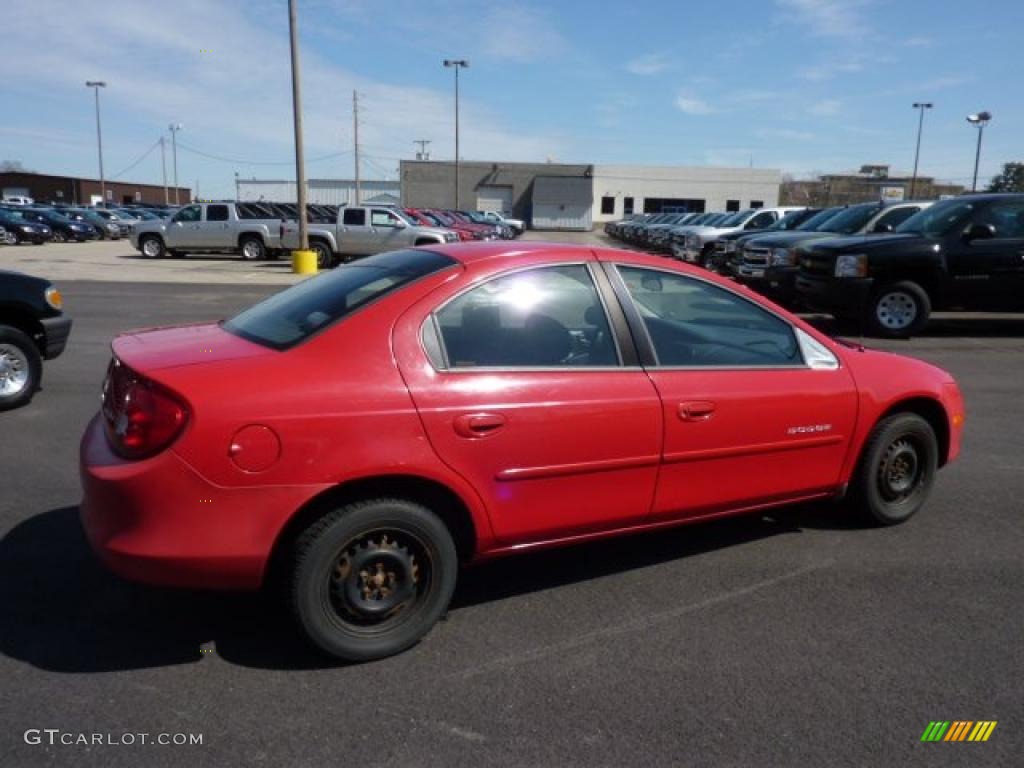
[852,413,938,526]
[288,498,457,662]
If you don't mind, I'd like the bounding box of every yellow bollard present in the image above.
[291,249,318,275]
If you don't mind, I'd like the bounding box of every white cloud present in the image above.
[1,0,563,182]
[775,0,871,40]
[626,53,672,76]
[807,99,842,116]
[675,92,716,115]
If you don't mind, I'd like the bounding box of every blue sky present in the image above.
[3,0,1021,198]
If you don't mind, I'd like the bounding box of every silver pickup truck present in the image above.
[282,205,460,268]
[130,201,286,260]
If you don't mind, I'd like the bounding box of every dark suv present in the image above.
[795,194,1024,336]
[0,270,73,409]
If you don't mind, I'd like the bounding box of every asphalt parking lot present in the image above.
[1,251,1022,767]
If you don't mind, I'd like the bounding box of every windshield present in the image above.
[821,203,881,234]
[224,249,457,350]
[394,209,417,226]
[896,199,976,237]
[772,210,811,231]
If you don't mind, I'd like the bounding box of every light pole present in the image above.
[909,102,932,199]
[287,0,315,274]
[443,59,469,208]
[85,81,107,207]
[168,123,183,204]
[966,111,992,192]
[159,136,169,205]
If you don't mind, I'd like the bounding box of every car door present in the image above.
[393,258,663,545]
[605,262,858,520]
[338,207,373,254]
[946,200,1024,309]
[166,204,202,248]
[200,203,233,248]
[369,209,409,253]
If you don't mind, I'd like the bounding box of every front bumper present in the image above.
[79,414,326,590]
[794,274,873,313]
[40,315,73,359]
[735,266,799,302]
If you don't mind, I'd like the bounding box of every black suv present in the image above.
[795,194,1024,336]
[0,270,73,409]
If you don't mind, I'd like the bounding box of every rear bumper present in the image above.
[40,315,72,359]
[79,414,325,590]
[795,274,873,313]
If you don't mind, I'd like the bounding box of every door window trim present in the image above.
[422,261,641,372]
[602,262,829,371]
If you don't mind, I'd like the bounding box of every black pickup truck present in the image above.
[0,270,73,410]
[795,194,1024,336]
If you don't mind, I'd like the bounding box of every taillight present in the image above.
[101,357,189,459]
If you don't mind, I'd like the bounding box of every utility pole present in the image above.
[159,136,169,205]
[85,81,107,207]
[169,123,183,205]
[910,102,933,198]
[353,90,361,206]
[287,0,312,271]
[414,139,431,160]
[195,178,200,202]
[443,59,469,208]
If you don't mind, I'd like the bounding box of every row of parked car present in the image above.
[0,203,172,245]
[128,201,524,269]
[605,194,1024,336]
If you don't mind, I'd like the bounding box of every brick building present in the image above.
[0,171,190,206]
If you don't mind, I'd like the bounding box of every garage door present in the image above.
[476,185,513,214]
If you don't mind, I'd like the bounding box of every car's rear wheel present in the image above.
[309,240,335,269]
[140,235,165,258]
[0,326,42,411]
[867,281,930,337]
[239,236,266,261]
[851,413,938,526]
[288,498,457,662]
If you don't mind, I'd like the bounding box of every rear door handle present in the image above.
[678,401,716,421]
[453,413,507,438]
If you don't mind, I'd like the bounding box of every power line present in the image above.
[109,138,162,180]
[175,141,351,166]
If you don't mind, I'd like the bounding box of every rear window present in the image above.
[223,249,457,350]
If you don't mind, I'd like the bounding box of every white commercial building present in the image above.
[236,178,400,206]
[592,165,781,223]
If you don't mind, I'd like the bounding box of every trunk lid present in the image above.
[112,322,272,372]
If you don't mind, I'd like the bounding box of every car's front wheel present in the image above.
[0,325,42,411]
[852,413,938,526]
[867,281,930,337]
[309,240,336,269]
[288,498,458,662]
[140,235,166,258]
[239,236,266,261]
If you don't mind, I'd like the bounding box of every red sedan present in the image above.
[80,243,964,661]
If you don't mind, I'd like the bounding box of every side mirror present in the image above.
[964,223,996,242]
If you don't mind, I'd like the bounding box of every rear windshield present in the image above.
[223,249,457,349]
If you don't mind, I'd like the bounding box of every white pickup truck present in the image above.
[130,201,286,260]
[282,205,460,268]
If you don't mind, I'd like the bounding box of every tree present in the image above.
[987,162,1024,193]
[0,160,34,172]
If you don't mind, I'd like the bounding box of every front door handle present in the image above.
[453,412,507,438]
[679,401,716,421]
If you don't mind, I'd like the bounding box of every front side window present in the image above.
[343,208,366,226]
[371,209,401,227]
[173,205,201,223]
[224,249,456,350]
[872,205,919,231]
[206,205,229,222]
[746,210,776,229]
[435,265,618,368]
[617,266,801,367]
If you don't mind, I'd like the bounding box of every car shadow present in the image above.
[0,501,855,673]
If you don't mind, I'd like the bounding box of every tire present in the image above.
[239,236,266,261]
[4,232,17,245]
[309,240,336,269]
[0,325,43,411]
[867,281,930,337]
[140,234,166,259]
[52,231,66,244]
[850,413,938,526]
[288,498,458,662]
